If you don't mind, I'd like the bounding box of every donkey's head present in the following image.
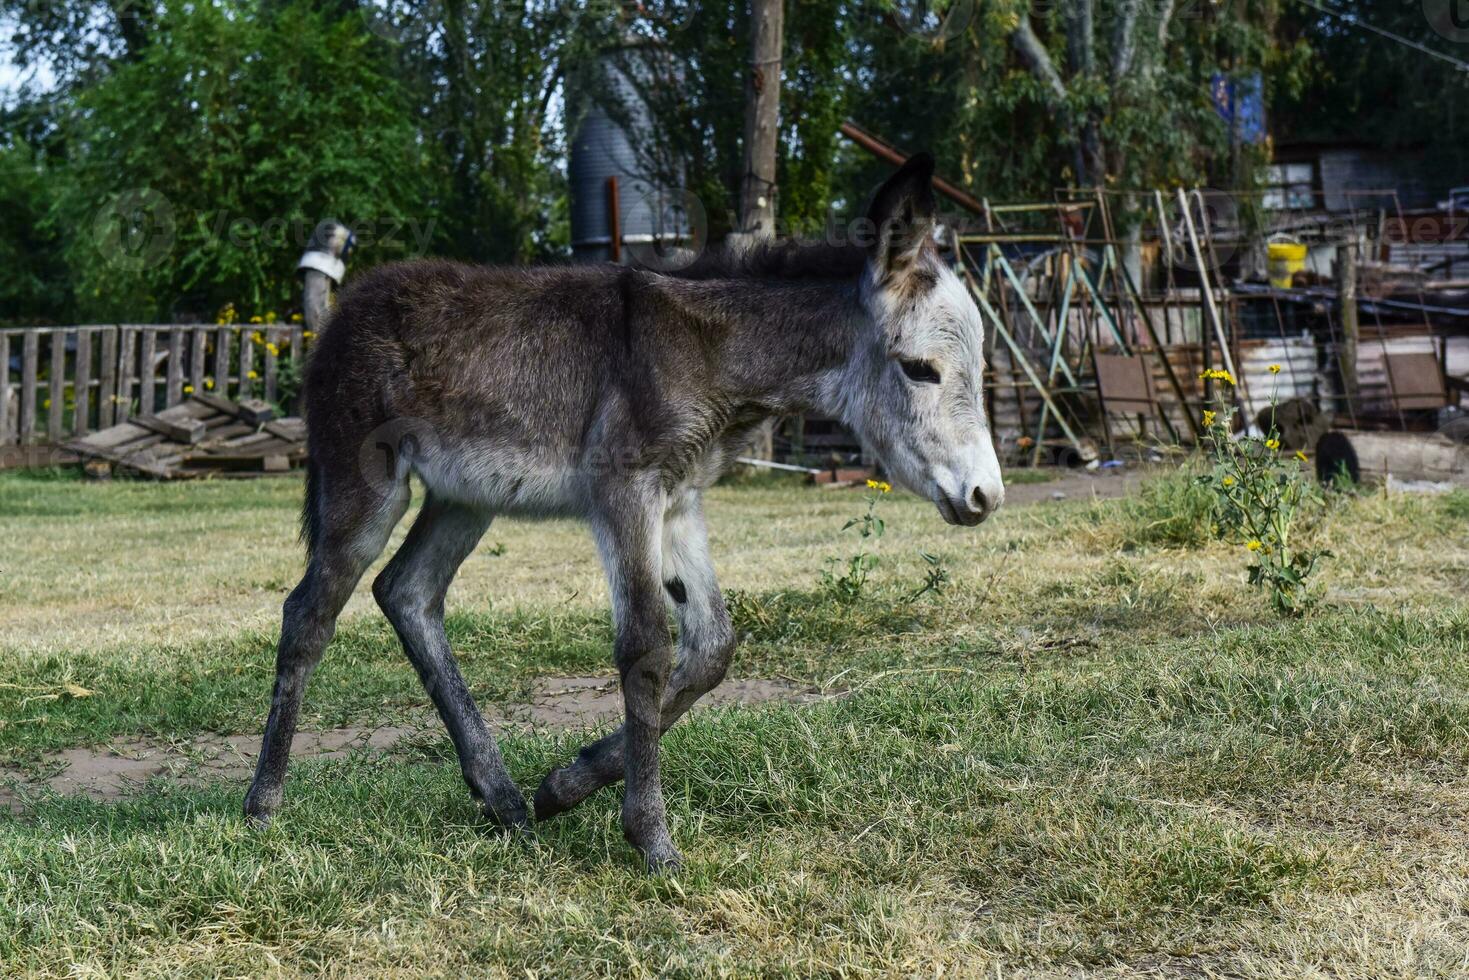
[843,153,1004,526]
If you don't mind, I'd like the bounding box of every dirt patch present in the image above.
[1,675,810,808]
[1001,465,1152,508]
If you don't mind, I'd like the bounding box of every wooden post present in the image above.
[98,327,117,428]
[75,330,93,437]
[607,176,622,265]
[238,329,254,397]
[48,329,65,442]
[139,328,158,416]
[0,334,11,445]
[1337,243,1360,418]
[20,330,38,445]
[166,328,185,407]
[739,0,783,238]
[191,326,208,394]
[264,328,279,402]
[215,328,232,399]
[116,327,135,423]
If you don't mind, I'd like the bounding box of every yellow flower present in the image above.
[1202,410,1216,427]
[216,302,237,325]
[290,312,304,324]
[1265,438,1281,451]
[42,398,51,409]
[248,370,259,380]
[1198,369,1236,386]
[1295,450,1308,463]
[265,312,278,323]
[183,384,194,395]
[1222,476,1235,487]
[265,343,280,356]
[1246,540,1262,552]
[251,331,264,345]
[204,377,215,390]
[1268,363,1281,374]
[248,315,263,324]
[303,331,315,340]
[866,479,892,494]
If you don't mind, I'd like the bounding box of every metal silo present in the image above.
[568,37,691,265]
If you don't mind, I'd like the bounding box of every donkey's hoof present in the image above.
[243,785,279,828]
[532,777,573,822]
[477,786,531,831]
[642,843,685,876]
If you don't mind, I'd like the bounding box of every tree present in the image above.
[51,0,429,320]
[1271,0,1469,189]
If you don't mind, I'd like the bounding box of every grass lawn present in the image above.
[1,467,1468,976]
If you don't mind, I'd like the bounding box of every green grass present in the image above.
[2,470,1468,974]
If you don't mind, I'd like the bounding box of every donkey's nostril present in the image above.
[971,487,989,514]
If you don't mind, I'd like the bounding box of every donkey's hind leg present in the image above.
[245,480,407,824]
[535,492,735,823]
[372,495,528,829]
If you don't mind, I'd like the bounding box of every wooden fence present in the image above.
[0,323,305,447]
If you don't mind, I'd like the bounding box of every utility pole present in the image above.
[737,0,784,460]
[739,0,783,239]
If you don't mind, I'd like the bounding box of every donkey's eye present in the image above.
[899,358,941,385]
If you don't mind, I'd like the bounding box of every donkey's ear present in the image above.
[866,152,937,279]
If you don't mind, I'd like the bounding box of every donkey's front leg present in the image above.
[592,488,682,872]
[535,492,733,823]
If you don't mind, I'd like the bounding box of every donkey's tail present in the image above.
[299,456,323,558]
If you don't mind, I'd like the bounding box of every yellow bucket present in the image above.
[1267,240,1308,288]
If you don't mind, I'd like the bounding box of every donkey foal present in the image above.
[243,154,1004,872]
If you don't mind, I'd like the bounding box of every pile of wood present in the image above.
[66,394,306,479]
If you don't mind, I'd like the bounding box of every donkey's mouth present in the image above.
[933,491,986,528]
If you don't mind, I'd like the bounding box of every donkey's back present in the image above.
[305,258,684,519]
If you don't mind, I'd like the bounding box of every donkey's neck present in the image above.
[665,276,864,418]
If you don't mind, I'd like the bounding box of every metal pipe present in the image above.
[839,120,987,216]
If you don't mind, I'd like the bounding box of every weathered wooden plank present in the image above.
[20,330,38,445]
[116,328,135,423]
[166,329,185,407]
[214,328,231,400]
[190,391,273,424]
[263,417,306,442]
[0,333,12,445]
[74,329,93,437]
[191,326,208,393]
[237,331,254,397]
[139,329,158,416]
[68,420,153,451]
[264,328,279,403]
[97,327,118,428]
[47,330,66,442]
[131,413,206,444]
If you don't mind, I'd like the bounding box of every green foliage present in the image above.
[0,138,69,323]
[51,0,430,321]
[1199,377,1329,618]
[821,481,889,602]
[1272,0,1469,187]
[1443,490,1469,521]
